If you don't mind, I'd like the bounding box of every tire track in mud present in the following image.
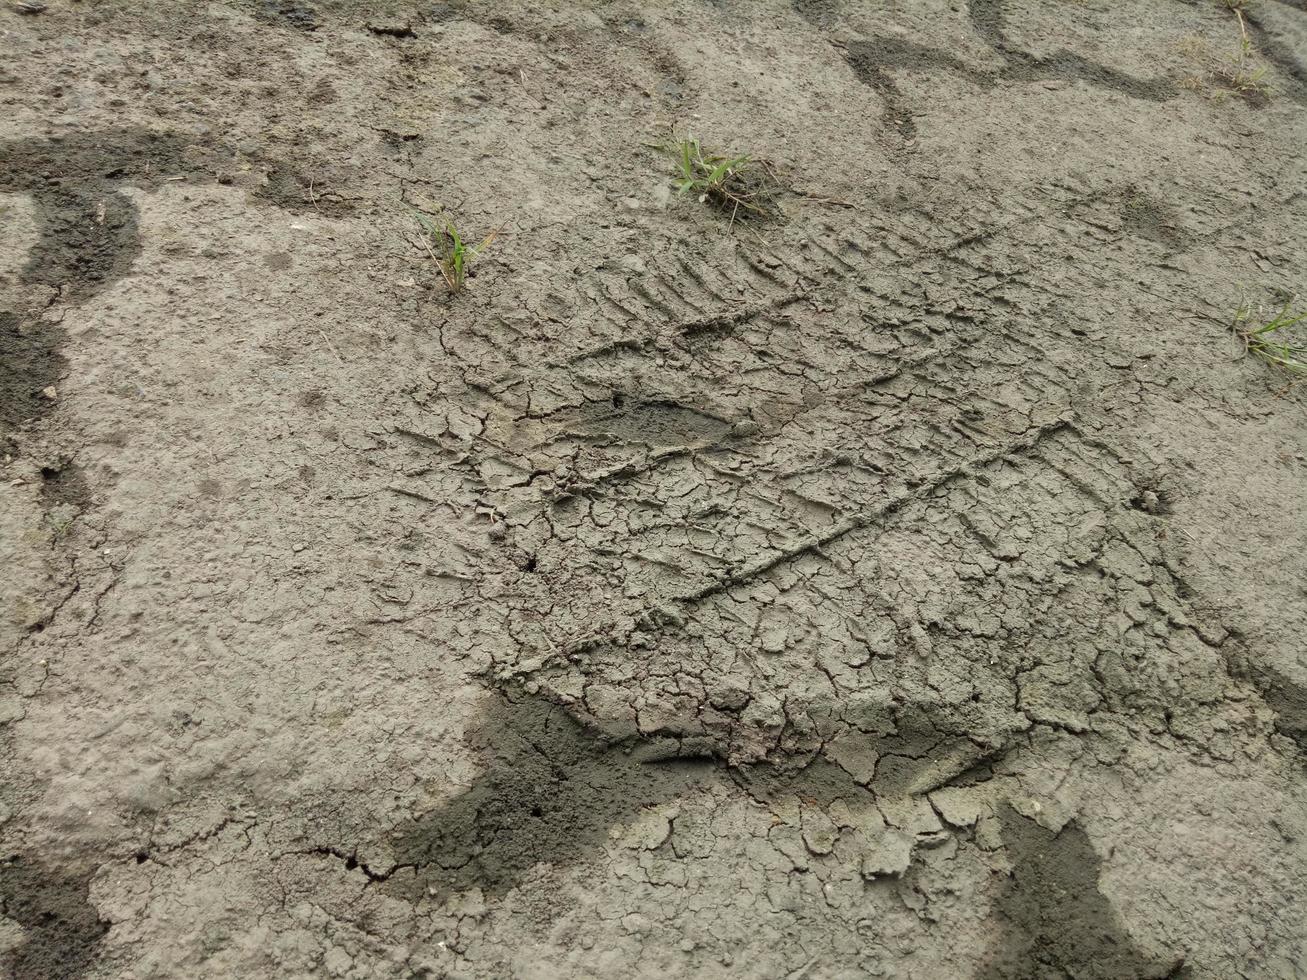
[506,420,1242,763]
[421,186,1141,642]
[367,411,1210,970]
[350,170,1283,975]
[403,178,1228,677]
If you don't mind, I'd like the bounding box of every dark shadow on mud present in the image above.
[0,131,186,440]
[792,0,841,29]
[379,683,1185,980]
[0,130,204,440]
[967,0,1170,85]
[0,129,349,442]
[0,855,109,980]
[0,127,353,977]
[385,684,1025,898]
[969,0,1177,104]
[1246,666,1307,756]
[845,38,994,138]
[0,130,202,300]
[980,805,1187,980]
[0,312,64,435]
[384,688,722,901]
[1245,3,1307,105]
[838,0,1177,139]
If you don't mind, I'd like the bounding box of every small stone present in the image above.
[758,623,788,654]
[621,912,652,936]
[860,831,913,879]
[802,810,839,856]
[40,386,57,400]
[614,808,673,850]
[916,830,952,849]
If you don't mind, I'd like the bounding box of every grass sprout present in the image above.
[661,135,780,223]
[47,512,74,542]
[1215,0,1270,98]
[414,211,501,295]
[1234,296,1307,375]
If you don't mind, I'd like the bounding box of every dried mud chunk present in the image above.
[859,829,913,879]
[367,19,416,38]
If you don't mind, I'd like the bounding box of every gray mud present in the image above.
[2,0,1307,977]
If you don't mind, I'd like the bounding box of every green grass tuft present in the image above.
[1215,0,1270,98]
[1234,296,1307,375]
[414,211,500,295]
[660,135,780,222]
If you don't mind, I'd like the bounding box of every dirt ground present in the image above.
[2,0,1307,977]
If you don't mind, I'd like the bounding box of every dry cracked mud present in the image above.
[2,0,1307,977]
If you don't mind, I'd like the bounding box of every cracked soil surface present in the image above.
[3,0,1307,977]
